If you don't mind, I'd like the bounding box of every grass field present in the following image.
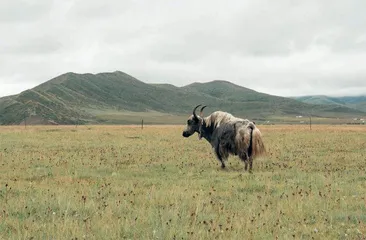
[0,125,365,239]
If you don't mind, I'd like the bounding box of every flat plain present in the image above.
[0,125,365,239]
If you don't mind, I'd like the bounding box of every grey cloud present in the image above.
[1,36,62,55]
[70,1,131,20]
[0,0,366,98]
[0,0,52,22]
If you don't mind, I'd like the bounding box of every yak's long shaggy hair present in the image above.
[204,111,247,128]
[183,105,266,172]
[202,111,266,158]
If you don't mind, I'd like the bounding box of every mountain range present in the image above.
[0,71,365,125]
[292,95,366,112]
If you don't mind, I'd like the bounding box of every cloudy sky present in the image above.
[1,0,365,97]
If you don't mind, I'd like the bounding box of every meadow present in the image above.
[0,124,365,239]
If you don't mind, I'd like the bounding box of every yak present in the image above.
[182,104,266,172]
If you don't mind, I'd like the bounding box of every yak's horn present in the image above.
[200,105,207,117]
[193,104,201,120]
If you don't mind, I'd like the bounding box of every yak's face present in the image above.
[182,115,201,138]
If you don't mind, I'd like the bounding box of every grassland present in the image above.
[0,125,365,239]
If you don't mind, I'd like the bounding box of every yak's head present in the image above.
[182,104,206,138]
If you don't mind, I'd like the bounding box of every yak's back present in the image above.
[205,111,248,128]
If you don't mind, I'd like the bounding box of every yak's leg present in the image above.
[221,161,226,169]
[218,155,226,169]
[239,152,249,172]
[242,155,248,171]
[219,145,230,169]
[213,147,226,169]
[248,156,253,173]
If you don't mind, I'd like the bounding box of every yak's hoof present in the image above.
[221,164,226,169]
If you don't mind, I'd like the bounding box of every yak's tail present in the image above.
[250,124,266,158]
[236,122,266,158]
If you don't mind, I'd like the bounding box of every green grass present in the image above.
[93,110,188,125]
[0,125,365,239]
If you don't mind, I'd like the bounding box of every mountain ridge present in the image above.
[292,95,366,112]
[1,71,365,125]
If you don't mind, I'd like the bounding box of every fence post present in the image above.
[141,119,144,129]
[309,114,312,130]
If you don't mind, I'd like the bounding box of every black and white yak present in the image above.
[182,105,266,172]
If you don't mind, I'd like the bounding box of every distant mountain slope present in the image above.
[182,80,365,117]
[0,71,365,125]
[294,95,344,105]
[0,71,215,124]
[0,95,16,109]
[293,95,366,112]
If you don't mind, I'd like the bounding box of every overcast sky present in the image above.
[1,0,366,97]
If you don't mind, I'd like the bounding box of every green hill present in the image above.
[181,81,365,117]
[293,95,366,112]
[0,71,365,125]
